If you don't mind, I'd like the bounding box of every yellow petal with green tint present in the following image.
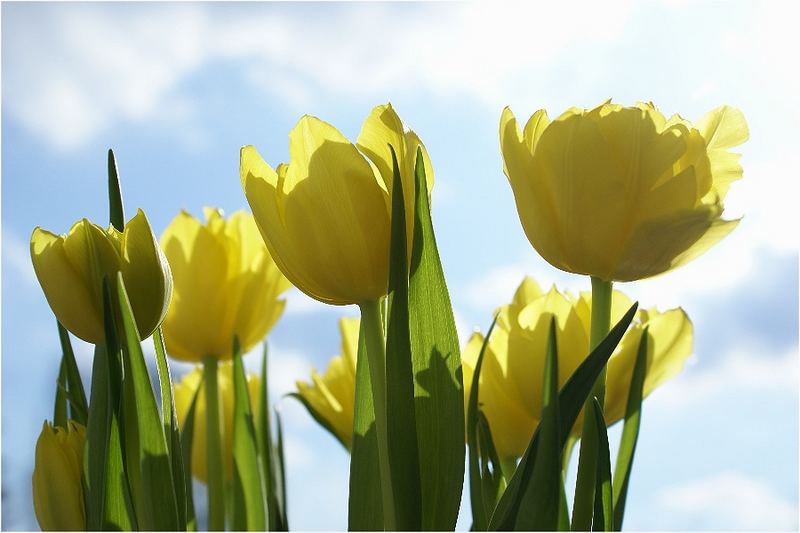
[697,106,749,199]
[32,421,86,531]
[121,209,172,339]
[31,228,104,343]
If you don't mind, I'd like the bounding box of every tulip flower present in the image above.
[500,101,748,282]
[30,210,172,344]
[239,102,434,305]
[295,317,359,449]
[160,208,291,361]
[462,277,692,461]
[173,362,261,483]
[32,421,86,531]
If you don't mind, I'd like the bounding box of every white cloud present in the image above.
[2,229,37,286]
[282,287,338,316]
[648,345,798,412]
[657,471,798,530]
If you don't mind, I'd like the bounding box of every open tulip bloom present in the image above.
[26,99,748,532]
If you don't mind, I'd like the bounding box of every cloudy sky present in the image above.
[2,1,798,530]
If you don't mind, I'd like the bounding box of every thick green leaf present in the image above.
[154,327,188,530]
[407,147,464,529]
[107,148,125,231]
[57,321,88,425]
[53,359,68,428]
[516,318,561,530]
[591,399,613,532]
[231,337,266,530]
[180,372,202,532]
[467,315,499,530]
[612,327,648,530]
[115,273,180,530]
[348,322,384,530]
[488,302,638,530]
[384,145,422,529]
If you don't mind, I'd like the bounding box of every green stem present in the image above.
[571,277,613,531]
[359,299,397,531]
[203,357,226,531]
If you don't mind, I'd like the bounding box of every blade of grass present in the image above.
[107,148,124,231]
[612,328,648,530]
[408,146,464,530]
[488,303,638,530]
[591,398,613,532]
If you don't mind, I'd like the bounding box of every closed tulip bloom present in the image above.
[32,421,86,531]
[173,362,261,482]
[500,102,748,281]
[462,277,692,460]
[160,209,291,361]
[240,103,434,305]
[295,317,359,449]
[30,210,172,344]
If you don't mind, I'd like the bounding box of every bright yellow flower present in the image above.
[32,421,86,531]
[500,102,748,281]
[295,317,359,448]
[30,209,172,344]
[173,362,261,483]
[160,209,291,361]
[240,103,434,305]
[462,277,692,460]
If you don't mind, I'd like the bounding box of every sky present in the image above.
[1,1,799,530]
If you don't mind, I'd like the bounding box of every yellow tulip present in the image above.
[160,208,291,361]
[500,102,748,281]
[295,317,359,448]
[240,103,434,305]
[173,362,261,483]
[32,421,86,531]
[30,209,172,344]
[462,277,692,460]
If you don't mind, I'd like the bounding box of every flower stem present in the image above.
[571,277,613,530]
[359,299,397,531]
[203,357,226,531]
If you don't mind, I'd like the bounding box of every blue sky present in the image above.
[2,1,798,530]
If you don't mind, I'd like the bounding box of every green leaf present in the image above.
[612,327,648,530]
[591,399,613,532]
[231,337,266,530]
[115,273,180,530]
[57,321,89,425]
[467,315,499,530]
[515,318,562,531]
[348,322,384,530]
[107,148,125,231]
[488,302,638,530]
[407,147,466,530]
[154,327,188,530]
[274,408,289,531]
[53,359,68,429]
[476,410,506,527]
[180,372,202,532]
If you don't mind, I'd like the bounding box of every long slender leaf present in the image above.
[516,318,561,530]
[231,337,266,530]
[107,148,125,231]
[408,147,464,529]
[154,327,188,530]
[385,145,422,529]
[591,399,613,532]
[612,328,648,530]
[57,321,89,425]
[115,273,180,530]
[467,315,499,530]
[53,359,68,428]
[180,372,202,532]
[348,322,384,530]
[488,302,638,530]
[274,408,289,531]
[476,410,505,528]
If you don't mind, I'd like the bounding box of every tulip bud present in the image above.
[240,103,434,306]
[160,208,291,362]
[32,421,86,531]
[30,209,172,344]
[500,102,748,281]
